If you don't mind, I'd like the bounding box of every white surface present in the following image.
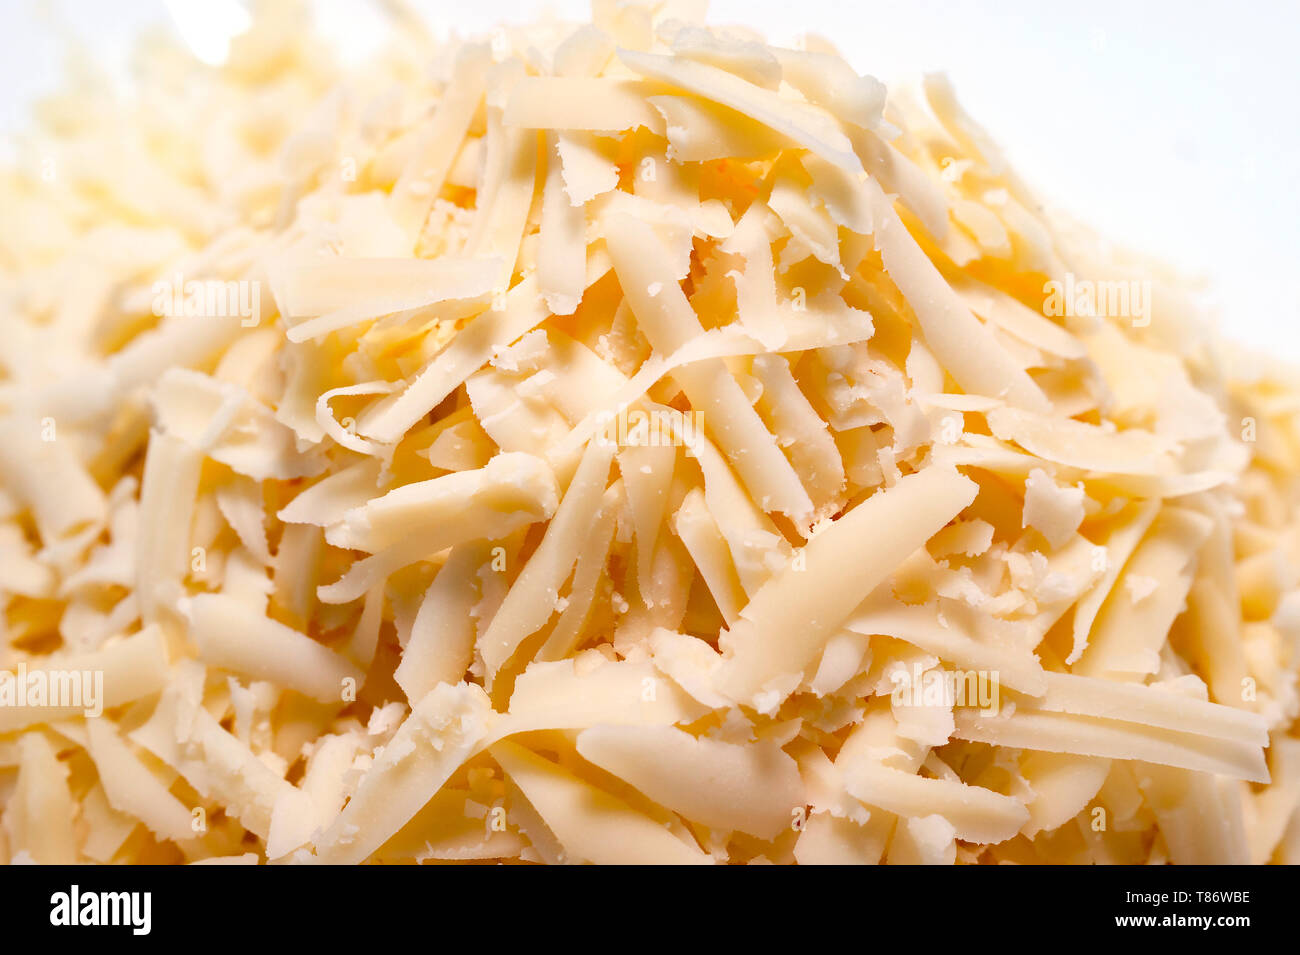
[2,0,1296,356]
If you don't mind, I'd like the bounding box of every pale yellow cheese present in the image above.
[2,1,1295,869]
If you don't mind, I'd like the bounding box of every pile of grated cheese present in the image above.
[2,0,1299,865]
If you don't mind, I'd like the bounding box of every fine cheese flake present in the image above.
[1,0,1296,867]
[1022,467,1086,550]
[555,132,621,205]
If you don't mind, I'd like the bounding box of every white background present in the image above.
[2,0,1297,357]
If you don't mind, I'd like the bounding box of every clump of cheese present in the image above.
[1,0,1298,865]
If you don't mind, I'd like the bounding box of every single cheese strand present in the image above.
[85,719,196,845]
[987,406,1175,476]
[491,739,712,865]
[720,202,789,349]
[953,708,1269,783]
[213,485,269,577]
[81,781,146,862]
[887,815,958,865]
[849,126,949,239]
[1185,576,1252,708]
[1031,672,1268,746]
[1019,753,1112,837]
[503,77,666,133]
[801,153,877,235]
[665,23,782,89]
[716,467,978,707]
[532,329,632,441]
[188,593,361,703]
[0,414,106,543]
[272,522,323,629]
[393,542,486,702]
[552,23,615,77]
[279,256,500,319]
[768,170,844,272]
[367,787,528,862]
[284,257,500,341]
[499,658,709,735]
[771,47,886,130]
[1137,763,1249,864]
[647,629,731,710]
[328,451,558,554]
[9,734,77,863]
[841,761,1028,844]
[277,459,386,526]
[794,812,886,865]
[576,724,804,839]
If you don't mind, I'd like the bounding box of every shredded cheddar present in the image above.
[1,0,1298,865]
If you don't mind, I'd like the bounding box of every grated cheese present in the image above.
[2,0,1298,867]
